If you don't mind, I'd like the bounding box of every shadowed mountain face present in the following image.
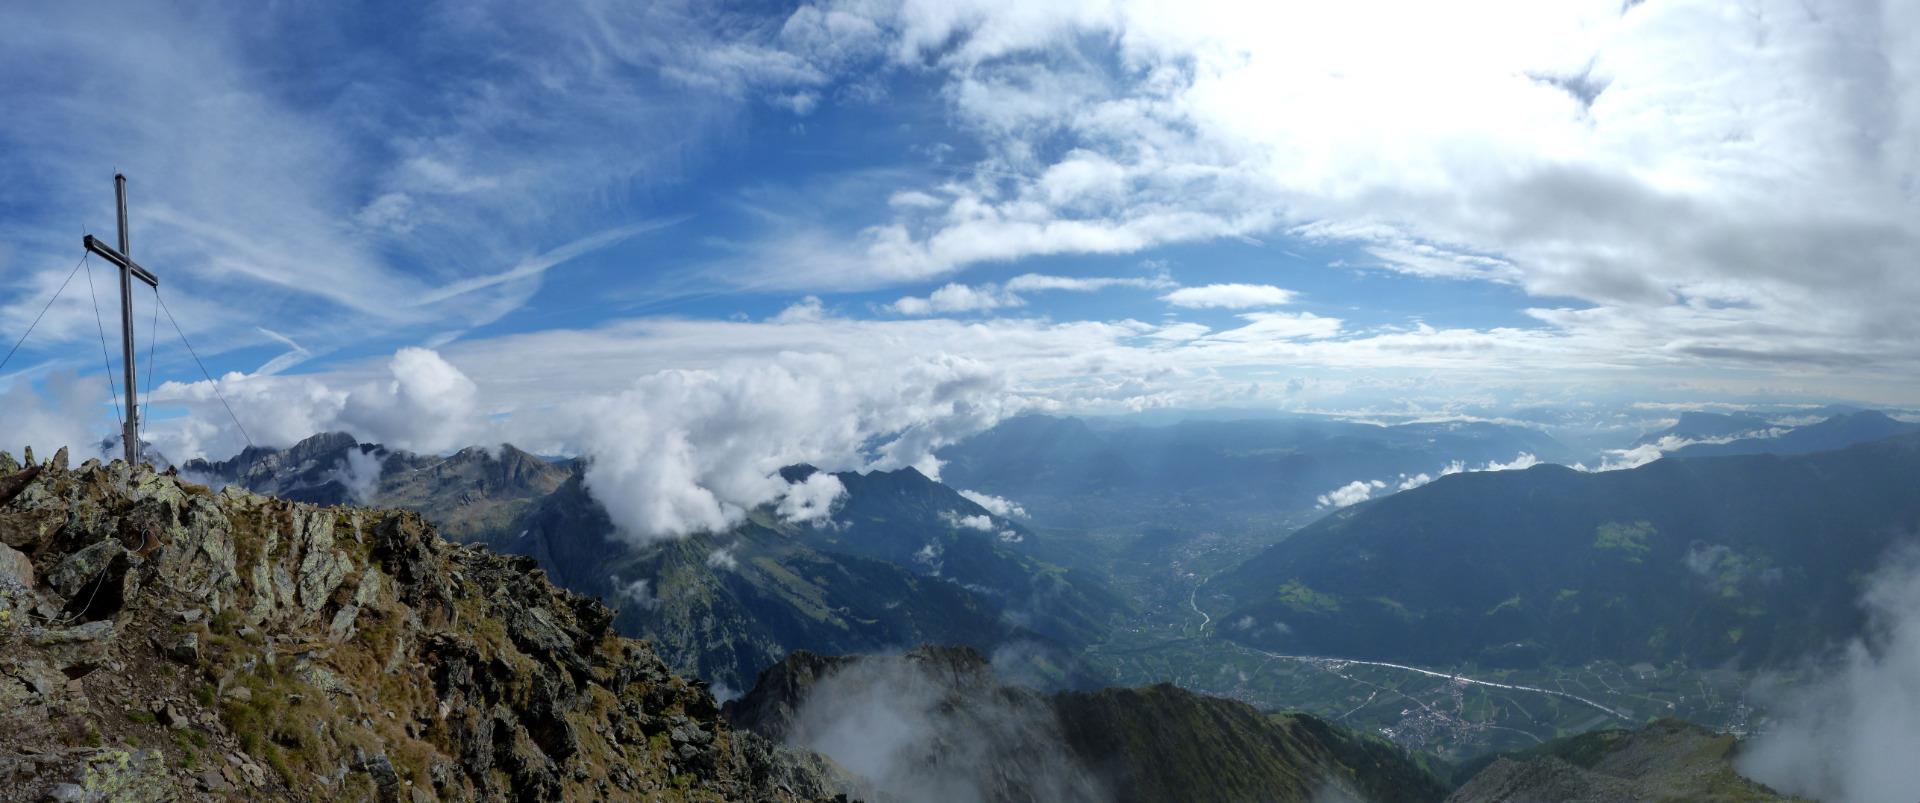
[728,646,1452,803]
[189,434,1123,694]
[1212,433,1920,668]
[500,467,1121,694]
[937,415,1572,532]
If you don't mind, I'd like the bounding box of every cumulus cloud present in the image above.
[143,346,486,460]
[1162,284,1298,309]
[337,348,481,453]
[533,351,1014,544]
[1740,549,1920,802]
[706,546,740,572]
[1316,479,1385,509]
[959,489,1028,518]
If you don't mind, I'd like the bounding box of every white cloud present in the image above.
[940,510,995,531]
[1584,429,1787,472]
[528,350,1012,544]
[889,272,1167,316]
[1316,479,1385,509]
[614,577,658,611]
[784,655,1103,803]
[1740,550,1920,802]
[1162,284,1298,309]
[1202,312,1342,342]
[325,448,384,504]
[1003,273,1168,293]
[889,282,1024,315]
[706,546,740,572]
[959,489,1027,518]
[1396,452,1540,490]
[748,0,1920,387]
[777,471,848,526]
[0,371,116,462]
[336,348,481,454]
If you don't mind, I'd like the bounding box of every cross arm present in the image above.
[82,235,158,287]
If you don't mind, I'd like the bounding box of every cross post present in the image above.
[82,174,158,465]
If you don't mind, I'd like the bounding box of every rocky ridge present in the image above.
[1444,719,1803,802]
[0,449,852,802]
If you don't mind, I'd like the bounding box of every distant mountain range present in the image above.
[937,414,1575,533]
[184,432,1123,692]
[1210,431,1920,668]
[1665,410,1920,458]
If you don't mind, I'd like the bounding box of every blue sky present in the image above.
[3,1,1919,535]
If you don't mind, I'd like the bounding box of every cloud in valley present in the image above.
[959,490,1028,518]
[1739,549,1920,802]
[1316,479,1385,509]
[784,655,1104,803]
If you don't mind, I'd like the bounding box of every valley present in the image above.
[161,407,1920,797]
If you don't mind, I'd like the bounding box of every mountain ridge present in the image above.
[0,450,852,801]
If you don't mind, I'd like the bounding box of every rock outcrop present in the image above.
[0,454,854,802]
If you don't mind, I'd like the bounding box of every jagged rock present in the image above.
[49,447,68,472]
[27,620,115,646]
[48,542,124,600]
[164,632,198,663]
[0,456,847,802]
[0,464,43,517]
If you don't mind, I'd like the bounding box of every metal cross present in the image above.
[81,174,158,465]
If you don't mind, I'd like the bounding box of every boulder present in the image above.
[0,542,32,589]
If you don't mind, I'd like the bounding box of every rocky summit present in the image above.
[0,450,853,802]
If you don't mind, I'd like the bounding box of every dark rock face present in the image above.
[0,454,854,802]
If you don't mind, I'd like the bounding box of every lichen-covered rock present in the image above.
[0,457,858,802]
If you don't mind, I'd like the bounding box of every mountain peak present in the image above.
[0,457,849,801]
